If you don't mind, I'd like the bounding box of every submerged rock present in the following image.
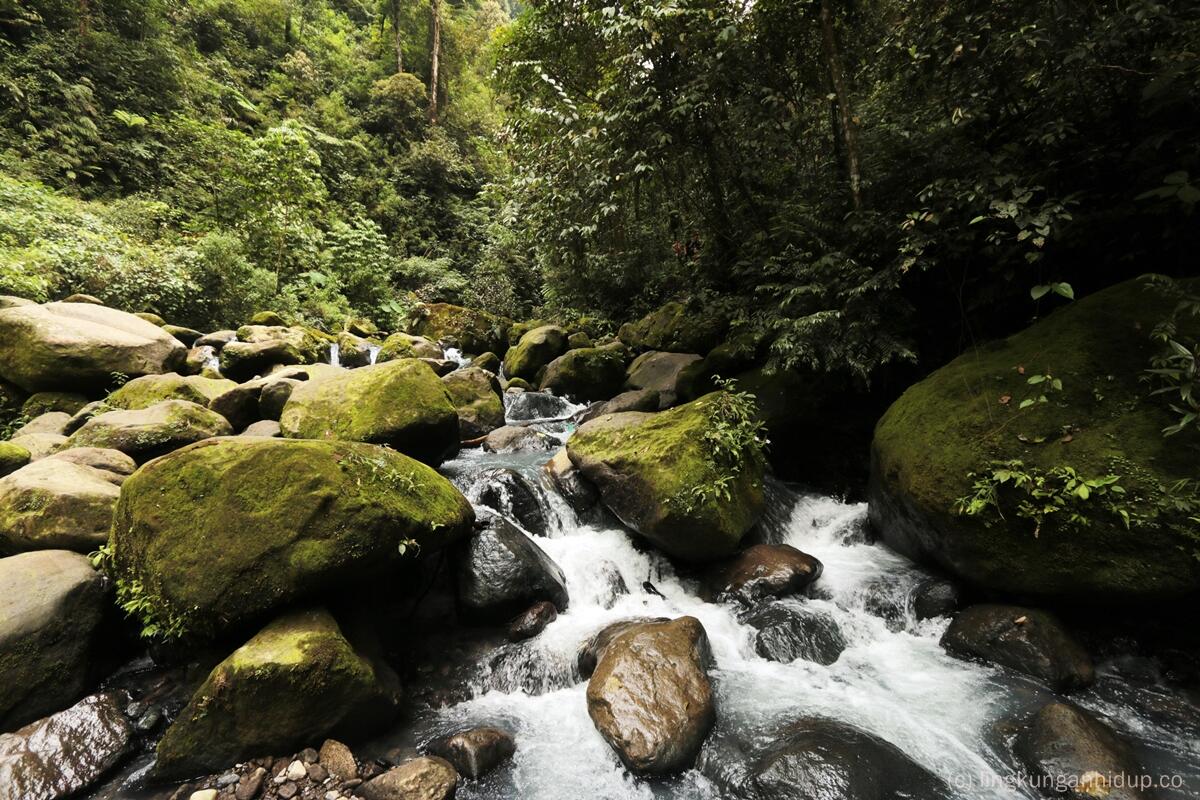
[109,438,474,642]
[65,399,233,463]
[586,616,715,775]
[745,601,846,665]
[0,550,106,730]
[0,693,132,800]
[704,544,822,604]
[538,345,627,401]
[0,455,125,553]
[504,325,569,383]
[155,608,401,779]
[0,301,186,393]
[105,373,235,410]
[941,605,1094,692]
[455,513,568,623]
[567,393,766,562]
[358,755,458,800]
[483,425,558,454]
[280,359,460,465]
[442,367,505,439]
[426,726,516,779]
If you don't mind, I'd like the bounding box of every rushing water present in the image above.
[328,342,341,367]
[391,423,1200,800]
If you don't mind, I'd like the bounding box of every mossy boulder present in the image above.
[869,278,1200,602]
[618,301,727,355]
[155,608,400,779]
[0,442,30,477]
[108,438,474,641]
[508,319,550,347]
[105,373,235,410]
[567,393,766,561]
[235,324,330,363]
[219,340,304,382]
[249,311,288,326]
[280,360,460,465]
[472,351,500,373]
[377,332,443,362]
[0,302,187,393]
[66,399,233,464]
[134,311,166,326]
[0,453,128,553]
[504,325,569,383]
[407,303,511,355]
[442,367,504,440]
[539,344,628,401]
[21,392,89,418]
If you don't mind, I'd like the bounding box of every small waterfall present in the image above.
[202,350,220,371]
[367,344,381,365]
[328,342,340,367]
[444,347,471,369]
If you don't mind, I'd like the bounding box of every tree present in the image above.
[429,0,442,123]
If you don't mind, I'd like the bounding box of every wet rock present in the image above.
[426,727,516,778]
[577,617,669,679]
[358,756,458,800]
[503,390,573,422]
[66,400,233,463]
[624,351,704,406]
[1014,702,1149,800]
[742,717,953,800]
[538,345,627,401]
[105,373,236,410]
[0,693,131,800]
[475,468,547,535]
[586,616,715,775]
[109,438,474,642]
[543,448,598,512]
[504,325,568,382]
[482,425,558,454]
[336,331,374,368]
[596,561,630,608]
[455,513,569,623]
[0,456,124,553]
[942,605,1094,692]
[579,388,661,423]
[0,551,107,730]
[704,544,822,604]
[442,367,504,439]
[744,601,846,665]
[911,577,960,620]
[319,739,358,781]
[280,359,460,465]
[0,301,186,393]
[507,601,558,642]
[155,608,402,779]
[567,394,766,562]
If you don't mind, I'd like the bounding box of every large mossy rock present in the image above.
[279,359,460,465]
[108,438,474,641]
[617,301,727,355]
[377,332,443,362]
[105,373,235,410]
[870,278,1200,602]
[442,367,504,440]
[0,302,186,393]
[65,399,233,464]
[539,344,627,401]
[407,302,511,356]
[0,453,127,553]
[155,608,401,779]
[503,325,568,383]
[567,393,765,561]
[0,550,107,730]
[624,351,704,406]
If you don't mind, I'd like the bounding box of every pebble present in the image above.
[277,781,298,799]
[216,772,239,787]
[306,763,328,782]
[286,760,307,782]
[135,708,162,732]
[125,700,147,718]
[235,767,267,800]
[300,747,319,763]
[319,739,359,781]
[189,791,218,800]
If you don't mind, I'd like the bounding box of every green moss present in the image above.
[21,392,88,417]
[617,300,727,354]
[105,374,235,410]
[0,441,30,476]
[872,277,1200,599]
[409,303,512,355]
[503,325,569,382]
[539,345,627,400]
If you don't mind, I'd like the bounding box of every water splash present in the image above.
[328,342,340,367]
[368,344,381,365]
[444,347,472,368]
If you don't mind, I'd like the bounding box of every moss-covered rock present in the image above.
[870,278,1200,602]
[508,319,549,347]
[377,332,443,362]
[219,340,304,382]
[0,455,124,553]
[335,331,377,368]
[567,393,765,561]
[618,301,727,355]
[539,344,628,401]
[442,367,504,440]
[472,351,500,373]
[21,392,89,418]
[163,324,202,346]
[504,377,533,392]
[280,360,459,465]
[249,311,288,326]
[154,608,400,779]
[0,302,187,393]
[625,351,705,406]
[109,438,474,641]
[407,303,511,355]
[0,442,30,477]
[66,400,233,463]
[504,325,568,383]
[105,373,235,410]
[134,311,166,326]
[235,325,330,364]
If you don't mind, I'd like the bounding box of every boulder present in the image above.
[739,717,953,800]
[0,550,106,729]
[0,442,30,477]
[0,301,186,393]
[21,392,88,418]
[163,324,203,346]
[455,513,568,623]
[134,311,166,326]
[378,332,443,362]
[483,425,558,454]
[586,617,714,775]
[426,727,515,779]
[580,388,661,423]
[567,331,592,349]
[0,693,131,800]
[744,601,846,665]
[257,377,300,420]
[210,368,340,431]
[508,319,549,347]
[219,340,303,382]
[242,420,281,437]
[6,433,65,460]
[911,578,961,621]
[358,756,458,800]
[12,411,71,437]
[471,352,500,373]
[503,325,569,383]
[336,331,375,368]
[617,301,727,354]
[280,359,459,465]
[870,278,1200,601]
[194,330,237,349]
[507,601,558,642]
[65,399,233,463]
[566,393,765,561]
[105,373,235,410]
[249,311,287,326]
[183,345,217,376]
[108,438,474,641]
[1013,702,1149,800]
[407,303,511,356]
[504,377,532,392]
[504,390,574,422]
[442,368,504,440]
[59,294,102,305]
[624,351,704,406]
[473,468,547,535]
[538,345,627,401]
[704,544,822,604]
[0,456,124,553]
[577,617,667,678]
[44,446,136,477]
[941,605,1094,692]
[543,448,598,512]
[155,608,401,779]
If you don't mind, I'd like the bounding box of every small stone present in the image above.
[277,781,298,799]
[134,708,162,733]
[306,763,328,782]
[125,701,147,718]
[235,768,266,800]
[319,739,358,781]
[190,791,218,800]
[299,747,319,764]
[286,760,307,782]
[216,772,239,787]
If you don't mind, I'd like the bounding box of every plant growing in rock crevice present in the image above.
[672,379,768,514]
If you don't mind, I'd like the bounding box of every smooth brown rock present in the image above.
[704,544,822,604]
[358,756,457,800]
[319,739,358,781]
[426,727,515,779]
[1014,703,1149,800]
[507,601,558,642]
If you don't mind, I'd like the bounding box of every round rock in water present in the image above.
[704,543,822,604]
[426,726,516,779]
[455,513,569,623]
[474,467,547,535]
[507,600,558,642]
[911,577,960,620]
[745,601,846,665]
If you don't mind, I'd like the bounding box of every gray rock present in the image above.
[358,756,457,800]
[456,513,569,623]
[942,605,1094,692]
[483,425,558,454]
[624,351,703,406]
[0,457,122,553]
[744,601,846,665]
[426,726,515,779]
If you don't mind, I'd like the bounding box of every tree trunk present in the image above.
[820,0,862,210]
[428,0,441,123]
[391,0,404,73]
